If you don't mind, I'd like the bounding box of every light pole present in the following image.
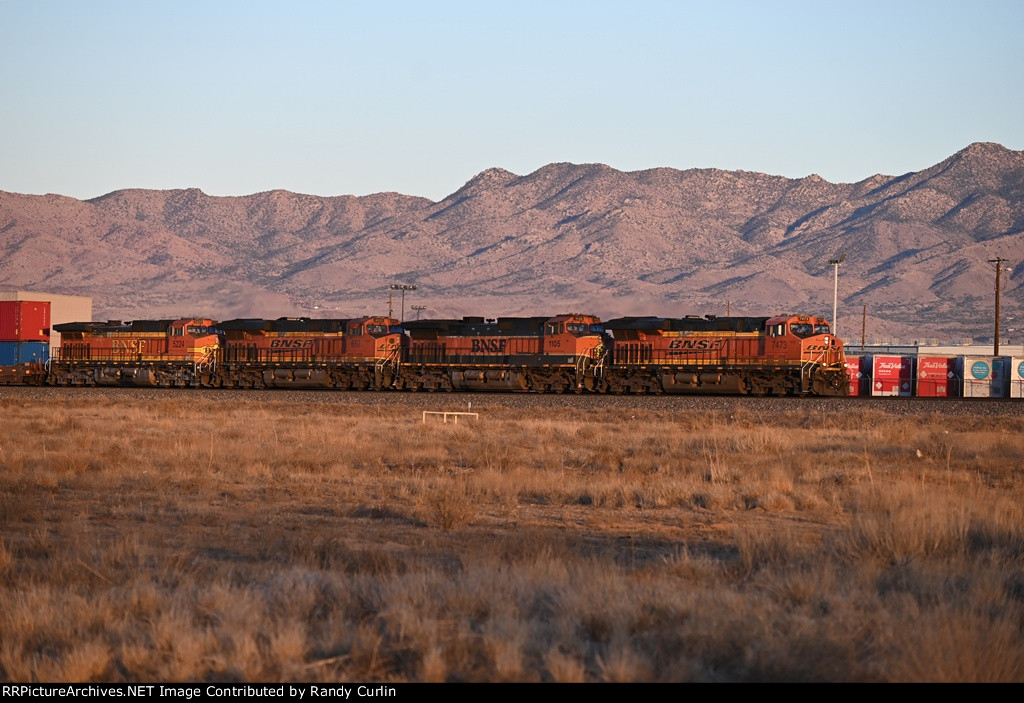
[411,305,427,320]
[389,284,417,322]
[828,253,846,337]
[988,258,1010,356]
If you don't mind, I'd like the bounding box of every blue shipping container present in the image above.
[0,341,49,365]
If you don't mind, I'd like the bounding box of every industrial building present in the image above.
[0,291,93,349]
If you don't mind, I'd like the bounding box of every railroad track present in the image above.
[1,385,1020,417]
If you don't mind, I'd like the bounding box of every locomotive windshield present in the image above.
[366,324,389,337]
[565,323,592,335]
[790,323,830,338]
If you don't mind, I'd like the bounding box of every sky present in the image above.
[2,0,1022,202]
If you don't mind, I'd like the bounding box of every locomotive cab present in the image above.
[344,316,404,361]
[542,314,605,361]
[764,315,844,368]
[764,314,847,395]
[168,318,221,361]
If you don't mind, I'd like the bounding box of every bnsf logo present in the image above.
[668,339,724,350]
[471,339,508,353]
[270,340,314,349]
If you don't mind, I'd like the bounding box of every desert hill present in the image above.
[1,142,1021,343]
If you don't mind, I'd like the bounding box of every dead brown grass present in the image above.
[0,393,1021,682]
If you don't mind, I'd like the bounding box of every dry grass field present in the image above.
[0,390,1022,682]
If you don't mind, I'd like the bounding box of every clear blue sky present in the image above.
[2,0,1022,201]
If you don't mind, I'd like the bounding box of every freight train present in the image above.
[16,311,848,396]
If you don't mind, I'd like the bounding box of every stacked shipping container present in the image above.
[1011,358,1024,399]
[844,356,864,396]
[867,355,915,396]
[916,356,958,397]
[850,353,1020,398]
[959,356,1010,398]
[0,301,51,365]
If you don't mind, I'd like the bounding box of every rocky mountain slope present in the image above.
[1,142,1021,343]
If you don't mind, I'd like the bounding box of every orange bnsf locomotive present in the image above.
[215,316,403,389]
[402,314,604,392]
[600,314,846,396]
[45,310,848,396]
[50,318,220,387]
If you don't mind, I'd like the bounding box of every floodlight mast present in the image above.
[389,284,417,323]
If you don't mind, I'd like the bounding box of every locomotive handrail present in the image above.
[575,353,587,379]
[375,345,401,372]
[800,347,831,392]
[194,349,216,374]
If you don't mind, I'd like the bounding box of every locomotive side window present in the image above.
[171,327,184,336]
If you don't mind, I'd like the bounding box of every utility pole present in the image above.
[387,291,393,318]
[828,254,846,337]
[861,305,866,350]
[988,257,1007,356]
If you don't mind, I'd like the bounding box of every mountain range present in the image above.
[1,141,1022,344]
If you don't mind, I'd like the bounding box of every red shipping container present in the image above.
[870,355,914,396]
[0,301,51,342]
[844,356,864,396]
[916,356,957,397]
